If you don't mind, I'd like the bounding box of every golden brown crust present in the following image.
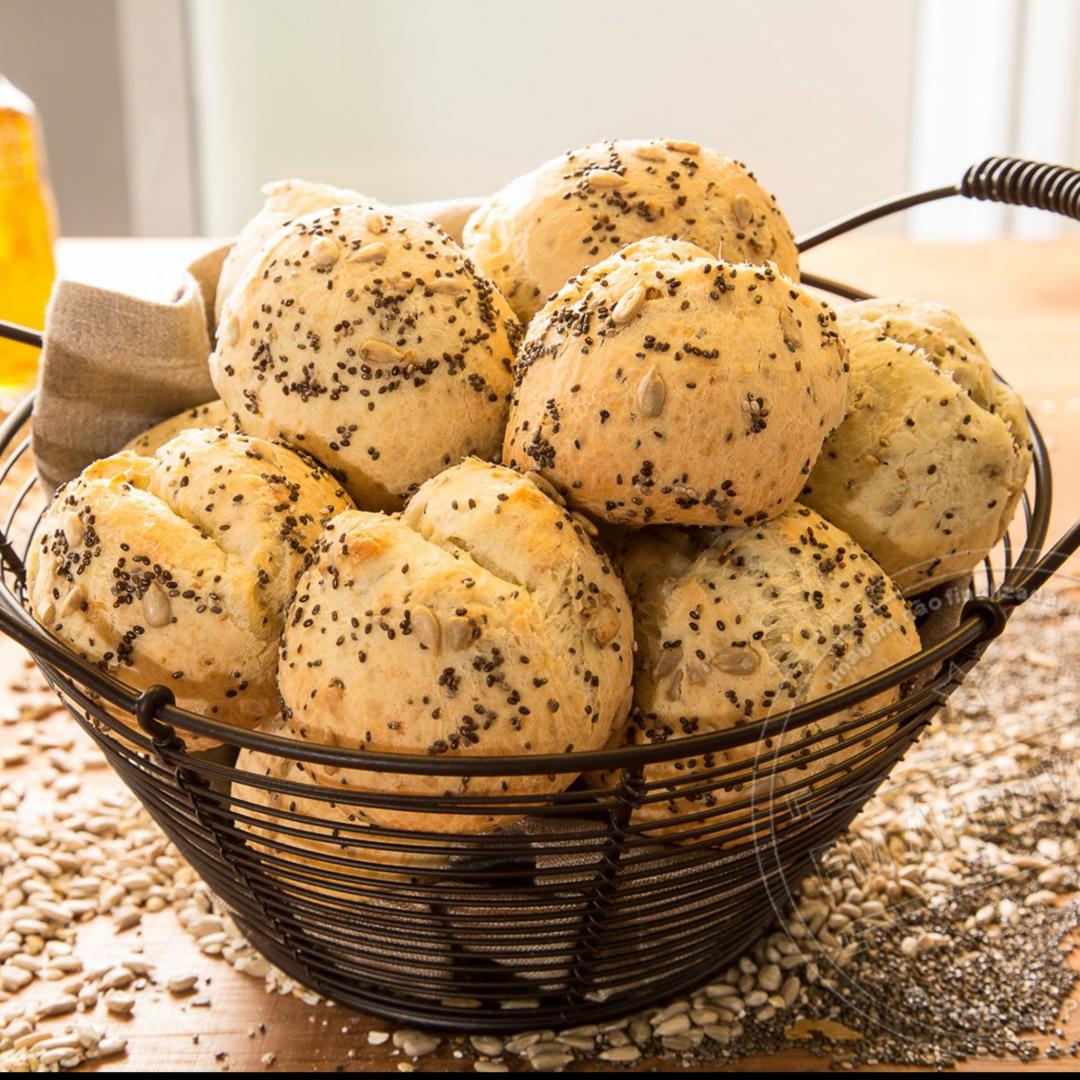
[211,205,522,511]
[277,459,633,833]
[122,400,234,456]
[233,730,452,888]
[802,299,1032,594]
[589,505,919,836]
[27,429,354,744]
[215,179,383,325]
[502,237,849,527]
[464,139,799,323]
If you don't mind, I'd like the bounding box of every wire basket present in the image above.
[0,156,1078,1033]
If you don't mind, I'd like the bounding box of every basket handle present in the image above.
[798,154,1080,255]
[960,156,1080,219]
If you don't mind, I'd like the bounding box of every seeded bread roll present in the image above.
[591,505,920,836]
[801,298,1032,595]
[215,179,383,325]
[211,205,522,511]
[27,429,354,745]
[233,733,451,887]
[122,400,233,456]
[502,237,849,527]
[278,458,634,833]
[464,138,799,323]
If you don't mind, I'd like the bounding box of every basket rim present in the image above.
[5,154,1076,776]
[0,372,1054,777]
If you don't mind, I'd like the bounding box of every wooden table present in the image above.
[0,236,1077,1073]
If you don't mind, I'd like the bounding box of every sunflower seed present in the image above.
[443,616,473,652]
[364,209,387,233]
[427,277,468,296]
[712,647,760,675]
[612,282,646,326]
[360,339,404,362]
[654,645,684,679]
[36,994,77,1018]
[142,584,172,628]
[309,235,340,269]
[732,193,754,228]
[636,368,666,418]
[166,973,198,994]
[584,169,626,190]
[351,241,388,265]
[588,603,620,646]
[97,1036,127,1059]
[665,139,701,153]
[411,605,441,654]
[599,1045,642,1062]
[104,990,135,1015]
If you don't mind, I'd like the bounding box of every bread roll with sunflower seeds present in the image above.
[234,727,460,983]
[464,138,799,323]
[215,178,383,325]
[27,429,353,746]
[122,400,234,456]
[590,505,919,836]
[211,205,521,511]
[278,458,634,833]
[233,732,452,887]
[801,298,1032,595]
[502,237,849,527]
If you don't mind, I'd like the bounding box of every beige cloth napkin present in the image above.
[31,197,482,494]
[32,245,227,494]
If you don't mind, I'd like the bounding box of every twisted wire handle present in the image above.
[961,156,1080,220]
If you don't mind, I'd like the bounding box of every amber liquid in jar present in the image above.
[0,76,57,396]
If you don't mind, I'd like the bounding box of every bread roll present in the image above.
[502,237,849,527]
[215,179,382,325]
[464,139,799,323]
[399,196,483,246]
[801,298,1032,595]
[27,429,353,744]
[211,205,522,511]
[122,400,233,456]
[278,458,634,833]
[233,727,460,983]
[233,735,451,888]
[591,505,920,836]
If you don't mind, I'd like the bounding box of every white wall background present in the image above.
[3,0,1078,237]
[186,0,921,238]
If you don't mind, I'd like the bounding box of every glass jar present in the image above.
[0,75,57,395]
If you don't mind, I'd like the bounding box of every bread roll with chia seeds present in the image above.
[211,204,522,511]
[502,237,849,527]
[215,179,383,325]
[278,458,634,833]
[27,429,354,746]
[590,505,920,836]
[122,400,234,456]
[233,734,452,887]
[801,298,1032,595]
[233,727,461,982]
[464,139,799,323]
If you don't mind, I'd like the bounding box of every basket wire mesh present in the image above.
[0,155,1077,1031]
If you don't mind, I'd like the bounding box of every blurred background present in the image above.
[2,0,1079,241]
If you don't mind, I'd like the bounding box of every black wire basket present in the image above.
[0,156,1078,1033]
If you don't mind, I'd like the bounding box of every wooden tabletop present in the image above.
[1,235,1078,1073]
